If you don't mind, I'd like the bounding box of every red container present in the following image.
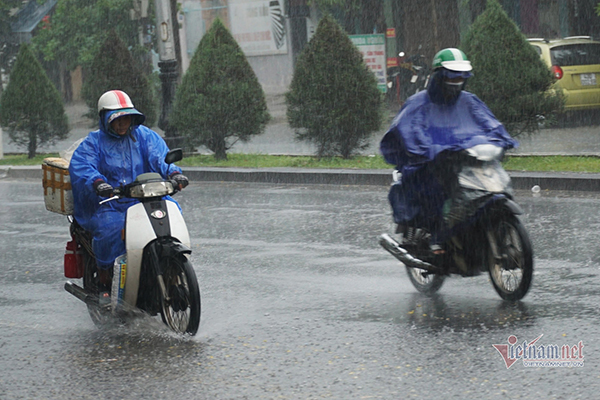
[64,239,83,278]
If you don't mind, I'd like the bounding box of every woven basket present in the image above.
[42,158,73,215]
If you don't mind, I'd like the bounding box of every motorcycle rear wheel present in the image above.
[488,216,533,301]
[82,252,112,327]
[406,266,446,295]
[159,255,201,335]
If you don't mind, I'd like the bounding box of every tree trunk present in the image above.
[209,133,228,160]
[28,131,37,159]
[214,147,227,160]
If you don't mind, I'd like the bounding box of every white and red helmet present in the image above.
[97,89,145,127]
[97,90,135,114]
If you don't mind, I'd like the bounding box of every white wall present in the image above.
[178,0,297,95]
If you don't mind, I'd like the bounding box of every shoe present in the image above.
[97,273,112,307]
[430,244,446,255]
[98,291,111,307]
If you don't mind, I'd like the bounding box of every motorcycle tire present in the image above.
[406,266,446,295]
[82,251,112,327]
[488,215,534,301]
[159,255,201,335]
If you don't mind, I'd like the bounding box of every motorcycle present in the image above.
[386,49,430,105]
[64,148,201,335]
[379,143,534,301]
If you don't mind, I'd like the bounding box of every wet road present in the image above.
[0,181,598,399]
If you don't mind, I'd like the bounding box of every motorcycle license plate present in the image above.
[111,254,127,311]
[410,75,418,83]
[580,73,596,86]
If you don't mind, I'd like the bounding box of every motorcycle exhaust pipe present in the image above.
[64,281,95,306]
[379,234,443,274]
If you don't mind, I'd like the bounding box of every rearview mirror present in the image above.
[165,148,183,164]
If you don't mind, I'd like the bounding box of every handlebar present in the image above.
[98,186,124,205]
[99,195,119,205]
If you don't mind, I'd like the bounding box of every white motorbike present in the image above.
[64,149,201,335]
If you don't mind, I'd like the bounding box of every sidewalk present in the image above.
[4,92,600,156]
[3,163,600,192]
[3,93,600,191]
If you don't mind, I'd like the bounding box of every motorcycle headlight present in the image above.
[129,181,174,198]
[458,162,511,193]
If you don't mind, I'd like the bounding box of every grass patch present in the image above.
[3,153,600,173]
[0,153,61,166]
[503,155,600,173]
[178,153,390,169]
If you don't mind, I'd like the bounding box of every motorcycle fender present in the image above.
[503,199,523,215]
[155,240,192,262]
[124,203,157,306]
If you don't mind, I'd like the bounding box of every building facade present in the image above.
[11,0,600,98]
[177,0,316,93]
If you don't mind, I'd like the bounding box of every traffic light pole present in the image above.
[154,0,180,148]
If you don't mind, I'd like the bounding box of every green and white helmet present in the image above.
[432,48,472,72]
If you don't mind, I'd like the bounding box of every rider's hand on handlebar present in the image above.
[93,180,114,197]
[170,172,189,189]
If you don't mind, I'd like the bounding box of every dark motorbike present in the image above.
[64,149,201,335]
[387,49,430,104]
[379,143,533,301]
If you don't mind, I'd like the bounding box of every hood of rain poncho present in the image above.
[380,88,518,169]
[101,108,146,138]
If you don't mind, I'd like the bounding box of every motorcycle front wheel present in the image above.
[406,266,446,295]
[159,255,201,335]
[488,216,534,301]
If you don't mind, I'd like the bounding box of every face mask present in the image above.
[442,80,464,100]
[428,69,471,105]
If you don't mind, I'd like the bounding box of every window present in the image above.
[550,44,600,66]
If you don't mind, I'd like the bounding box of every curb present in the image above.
[0,165,43,180]
[3,165,600,191]
[182,167,392,186]
[182,168,600,191]
[508,171,600,191]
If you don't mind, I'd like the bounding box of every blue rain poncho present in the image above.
[380,72,518,229]
[69,111,181,269]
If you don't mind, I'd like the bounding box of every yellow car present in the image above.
[529,36,600,111]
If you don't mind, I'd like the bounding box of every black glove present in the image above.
[93,180,114,197]
[171,173,189,189]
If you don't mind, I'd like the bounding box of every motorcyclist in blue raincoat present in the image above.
[380,48,518,253]
[69,90,189,290]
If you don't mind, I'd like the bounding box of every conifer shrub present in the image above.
[461,0,563,136]
[286,14,383,159]
[81,30,157,127]
[170,19,270,160]
[0,44,68,158]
